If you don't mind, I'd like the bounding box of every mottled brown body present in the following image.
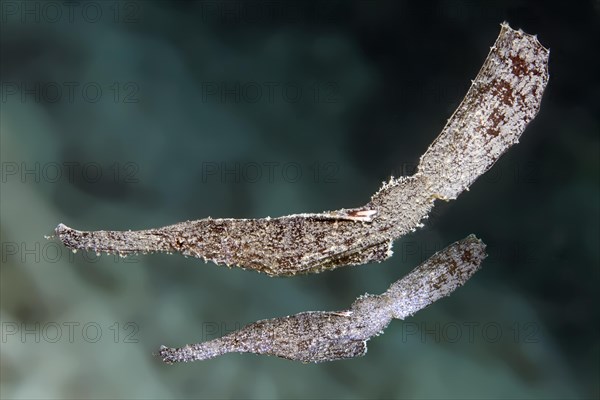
[54,24,548,277]
[158,235,486,363]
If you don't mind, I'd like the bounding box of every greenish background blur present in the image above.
[1,1,598,399]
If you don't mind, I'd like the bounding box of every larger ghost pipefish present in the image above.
[53,23,548,276]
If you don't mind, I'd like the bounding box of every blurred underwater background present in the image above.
[1,1,598,398]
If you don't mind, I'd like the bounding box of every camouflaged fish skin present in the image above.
[158,235,486,363]
[54,24,548,276]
